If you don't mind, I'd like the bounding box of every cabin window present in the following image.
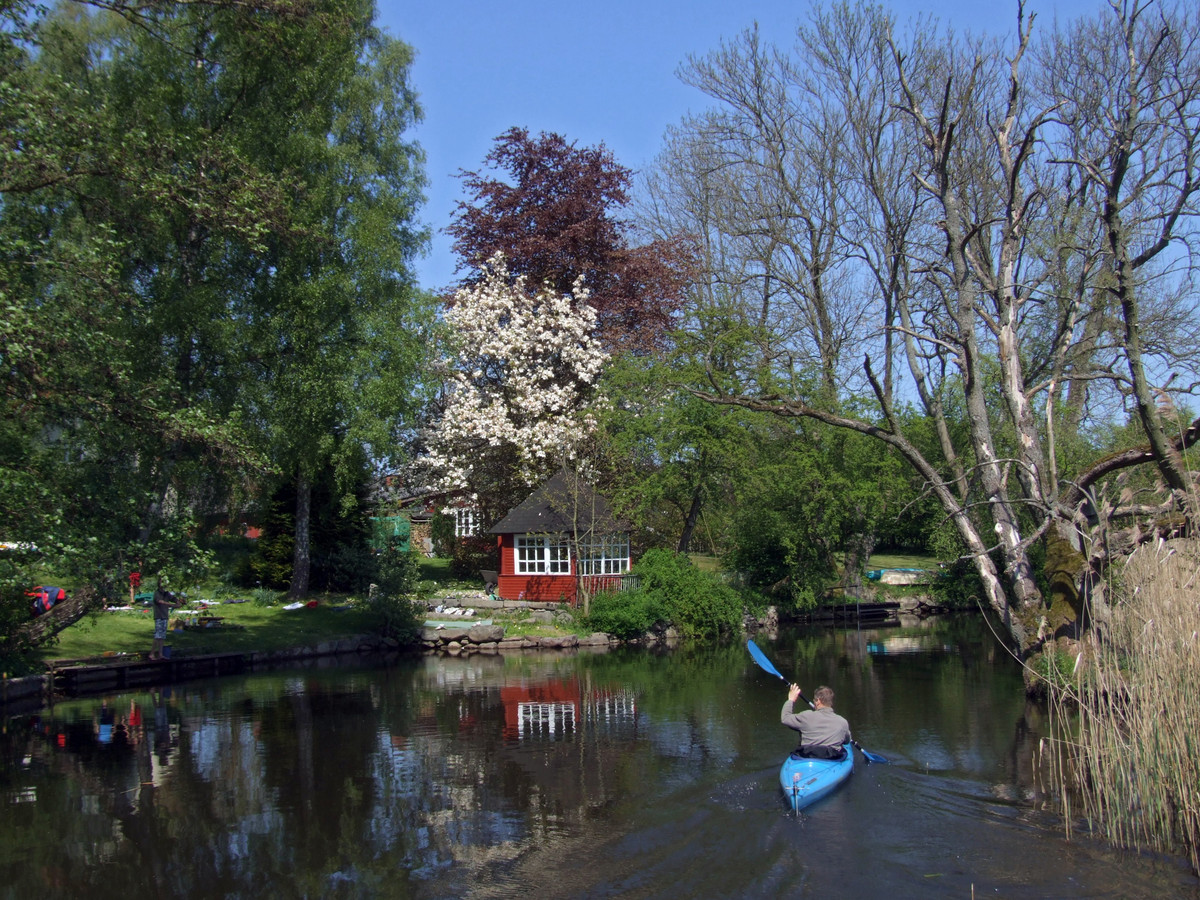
[578,534,630,575]
[515,534,570,575]
[454,508,479,538]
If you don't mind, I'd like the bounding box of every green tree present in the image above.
[0,0,430,644]
[241,24,431,598]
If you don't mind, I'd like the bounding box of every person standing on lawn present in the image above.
[150,575,180,660]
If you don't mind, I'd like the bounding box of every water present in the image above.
[1,615,1196,899]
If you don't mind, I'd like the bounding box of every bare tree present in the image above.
[645,0,1200,668]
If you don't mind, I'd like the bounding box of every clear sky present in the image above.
[375,0,1107,293]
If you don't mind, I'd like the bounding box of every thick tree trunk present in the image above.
[288,472,312,600]
[840,528,875,601]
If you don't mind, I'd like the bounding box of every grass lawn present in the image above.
[865,552,941,570]
[28,557,569,665]
[32,598,382,664]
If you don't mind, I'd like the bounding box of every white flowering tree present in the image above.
[422,255,609,523]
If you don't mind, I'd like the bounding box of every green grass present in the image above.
[864,553,940,570]
[33,598,380,663]
[28,555,566,664]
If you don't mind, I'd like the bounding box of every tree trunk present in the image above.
[288,471,312,600]
[676,482,704,554]
[840,527,875,601]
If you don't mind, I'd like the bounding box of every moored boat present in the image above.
[778,743,854,811]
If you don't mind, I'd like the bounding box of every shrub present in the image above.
[586,590,664,641]
[447,534,499,581]
[368,541,427,643]
[628,549,744,640]
[929,557,986,609]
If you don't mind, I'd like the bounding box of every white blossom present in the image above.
[420,255,609,497]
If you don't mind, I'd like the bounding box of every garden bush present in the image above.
[368,541,427,643]
[622,549,744,640]
[586,590,664,641]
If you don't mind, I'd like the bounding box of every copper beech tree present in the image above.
[447,127,691,354]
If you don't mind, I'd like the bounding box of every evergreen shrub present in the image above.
[368,540,427,643]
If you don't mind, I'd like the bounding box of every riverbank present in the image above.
[2,586,617,713]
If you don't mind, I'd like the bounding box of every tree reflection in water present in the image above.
[0,624,1196,899]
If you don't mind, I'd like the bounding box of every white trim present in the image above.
[515,534,570,575]
[454,507,479,538]
[578,534,631,575]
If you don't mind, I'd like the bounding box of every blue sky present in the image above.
[375,0,1106,292]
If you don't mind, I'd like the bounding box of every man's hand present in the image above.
[788,683,802,704]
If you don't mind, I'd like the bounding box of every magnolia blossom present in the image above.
[422,255,609,499]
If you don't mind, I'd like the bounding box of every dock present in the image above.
[797,601,902,624]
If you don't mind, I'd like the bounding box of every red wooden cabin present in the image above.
[487,471,632,604]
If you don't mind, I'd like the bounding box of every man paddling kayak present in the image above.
[782,684,852,760]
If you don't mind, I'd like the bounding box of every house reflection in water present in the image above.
[500,676,637,741]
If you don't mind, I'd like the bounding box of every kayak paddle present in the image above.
[746,639,889,764]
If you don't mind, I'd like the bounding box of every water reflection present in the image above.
[1,622,1197,899]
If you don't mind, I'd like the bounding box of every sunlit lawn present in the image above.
[33,599,381,663]
[865,553,941,570]
[32,557,504,664]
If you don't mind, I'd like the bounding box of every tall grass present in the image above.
[1049,538,1200,872]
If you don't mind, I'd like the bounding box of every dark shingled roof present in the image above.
[488,470,626,535]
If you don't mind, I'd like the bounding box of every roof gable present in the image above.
[488,471,625,535]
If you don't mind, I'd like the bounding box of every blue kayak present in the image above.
[778,744,854,811]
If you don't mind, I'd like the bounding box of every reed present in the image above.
[1048,538,1200,872]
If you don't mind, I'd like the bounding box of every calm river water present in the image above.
[2,615,1197,899]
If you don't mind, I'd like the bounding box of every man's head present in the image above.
[813,686,835,708]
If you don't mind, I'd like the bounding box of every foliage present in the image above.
[624,548,743,640]
[596,344,758,556]
[367,542,428,642]
[447,127,690,353]
[244,465,377,594]
[445,535,499,581]
[429,512,457,558]
[585,590,665,642]
[0,0,431,640]
[721,420,927,611]
[639,0,1200,659]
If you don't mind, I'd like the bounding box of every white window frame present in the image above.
[454,507,479,538]
[515,534,570,575]
[578,534,630,576]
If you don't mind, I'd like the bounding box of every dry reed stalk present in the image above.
[1049,539,1200,873]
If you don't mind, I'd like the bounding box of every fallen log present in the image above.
[12,585,104,648]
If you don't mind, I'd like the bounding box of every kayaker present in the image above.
[781,684,852,760]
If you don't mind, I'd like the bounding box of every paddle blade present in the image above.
[746,639,787,682]
[854,741,889,764]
